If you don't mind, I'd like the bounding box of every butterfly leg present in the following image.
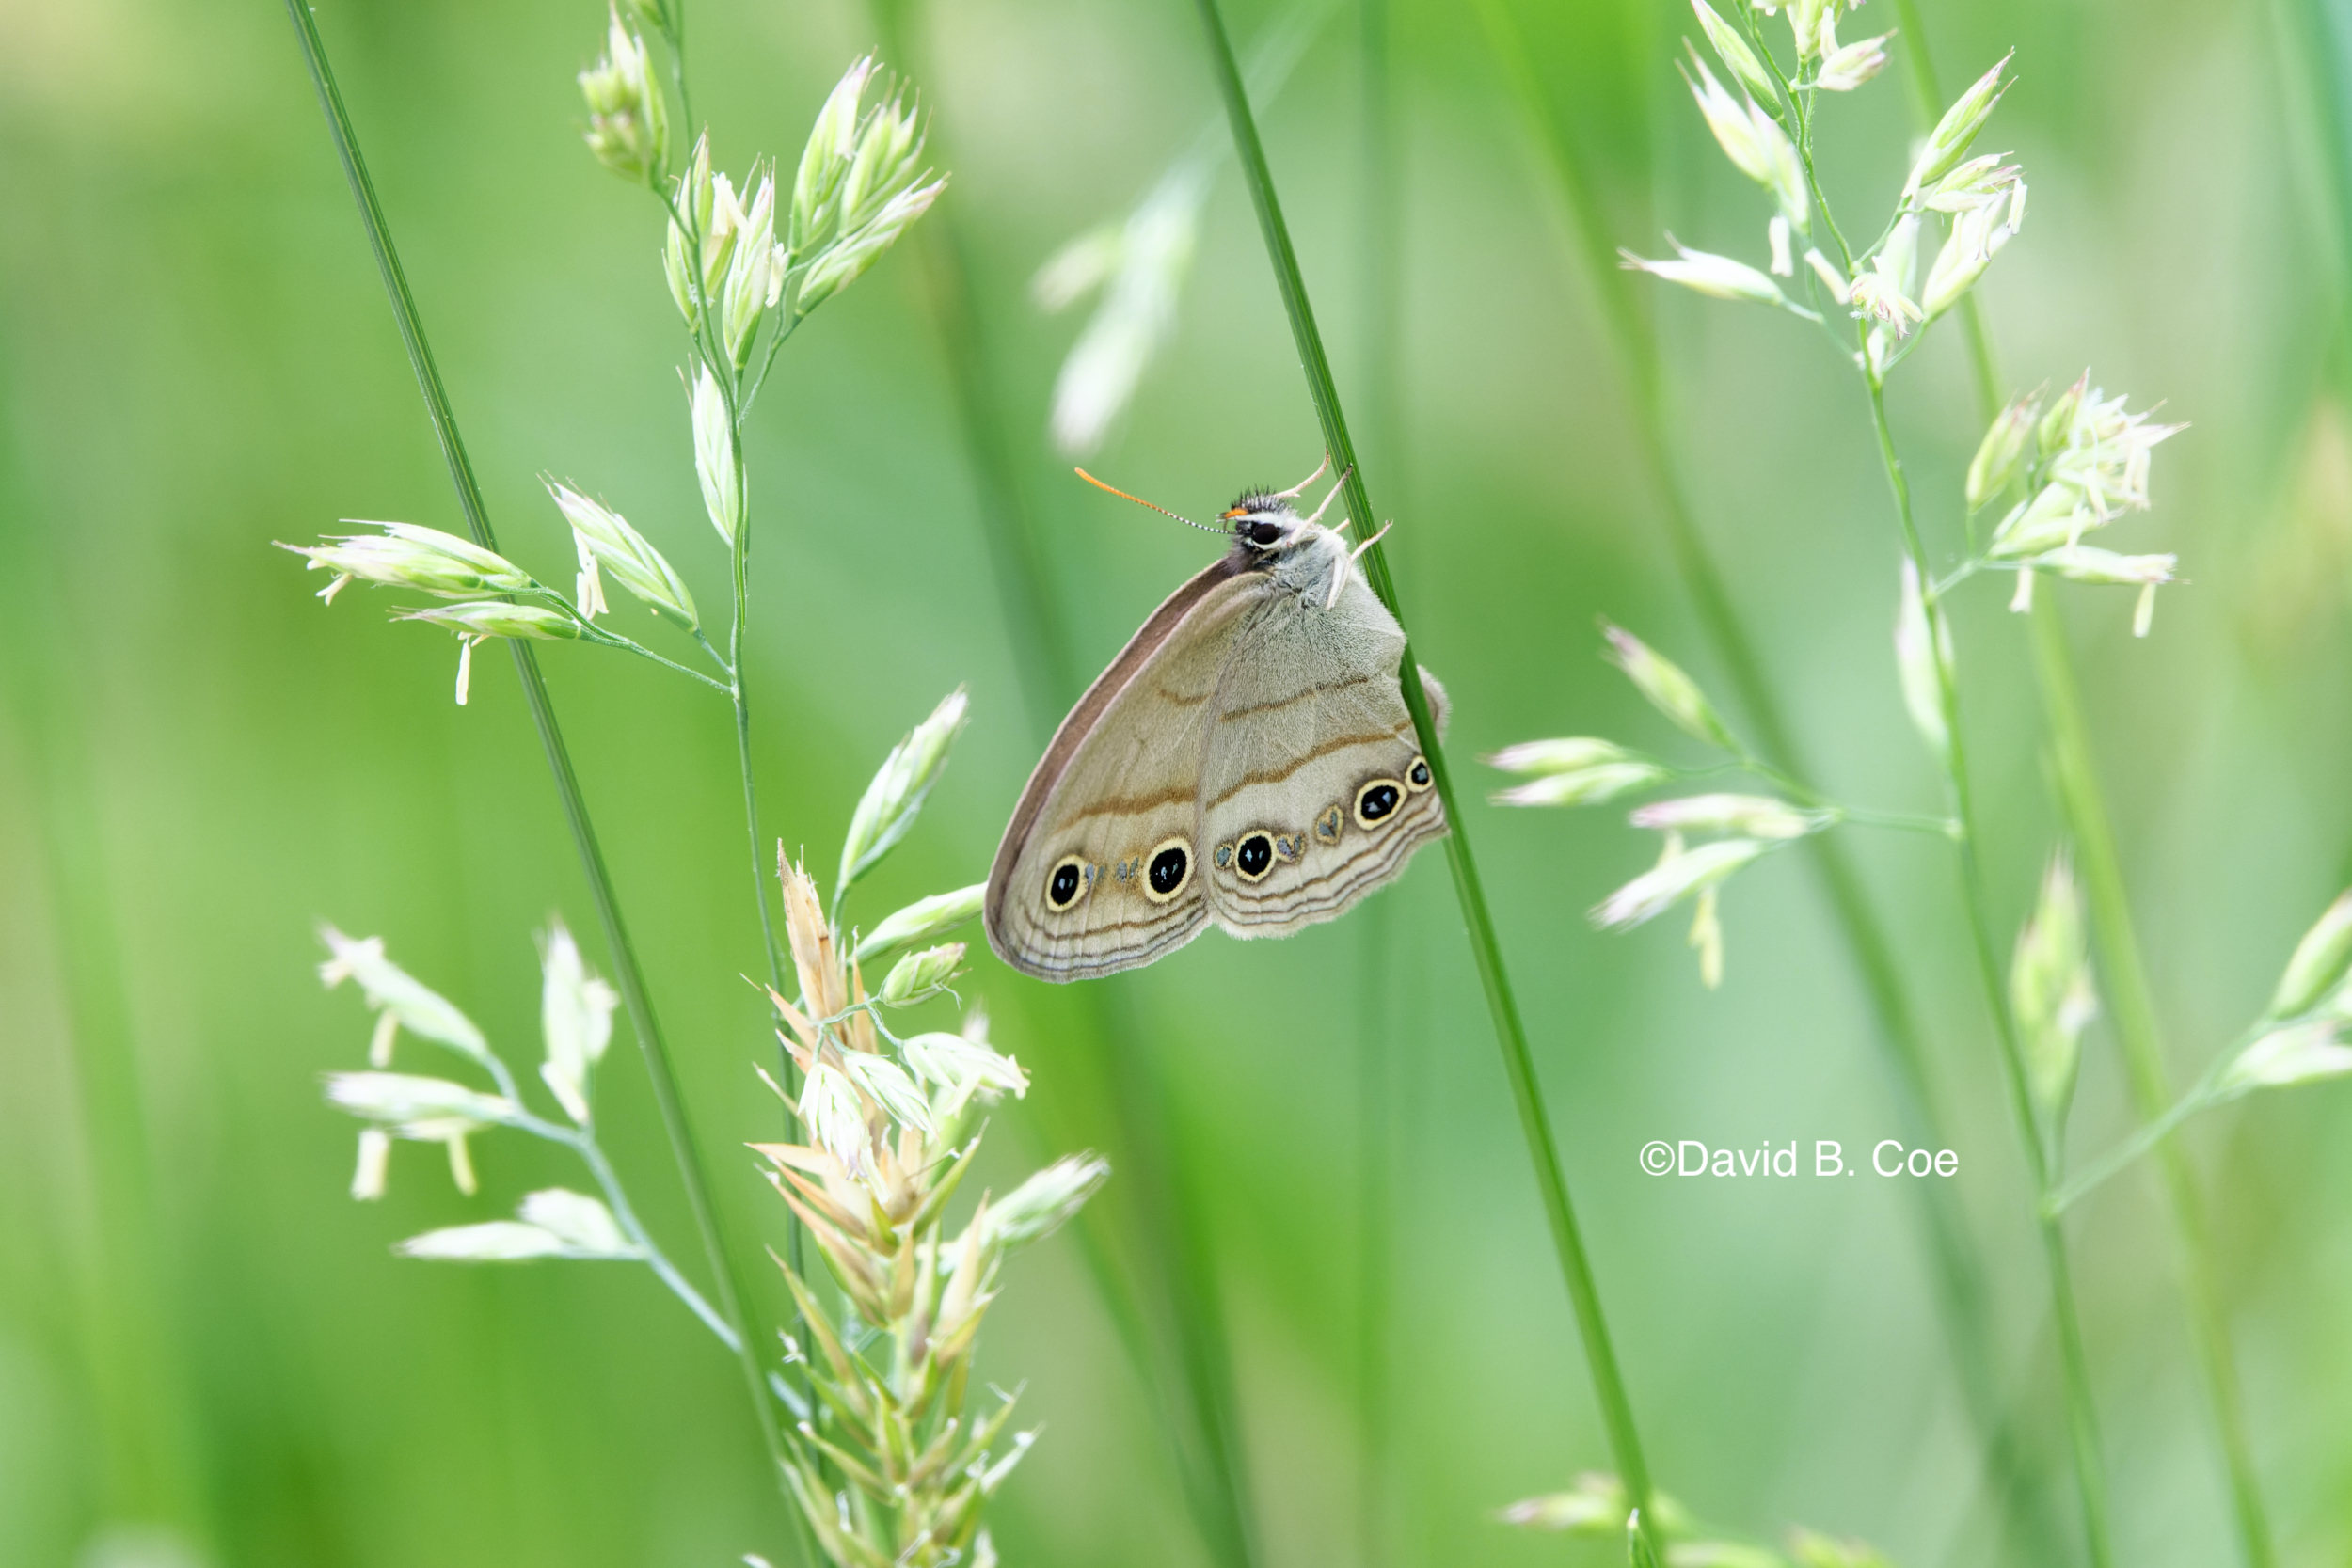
[1271,451,1331,499]
[1299,464,1355,527]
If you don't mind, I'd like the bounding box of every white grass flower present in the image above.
[1500,1472,1626,1533]
[1622,240,1804,313]
[901,1026,1028,1101]
[2011,853,2095,1128]
[1768,214,1793,277]
[1602,621,1738,750]
[1894,559,1951,760]
[838,688,968,892]
[691,365,739,546]
[1921,195,2024,321]
[2268,890,2352,1019]
[836,1051,936,1137]
[1492,763,1670,808]
[539,919,617,1125]
[1817,30,1893,91]
[1680,54,1808,229]
[1966,391,2041,510]
[798,1058,875,1178]
[1485,737,1643,776]
[1689,0,1780,103]
[983,1154,1110,1253]
[2031,546,2176,587]
[1629,794,1825,839]
[2217,1021,2352,1099]
[1905,52,2013,196]
[578,8,668,185]
[1593,837,1770,929]
[320,927,491,1062]
[878,942,964,1007]
[850,883,986,967]
[547,481,699,628]
[280,521,535,600]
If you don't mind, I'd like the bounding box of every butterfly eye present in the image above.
[1245,519,1284,547]
[1406,755,1433,792]
[1142,837,1193,903]
[1045,855,1090,911]
[1353,778,1405,829]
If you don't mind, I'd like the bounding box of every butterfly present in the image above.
[984,459,1448,982]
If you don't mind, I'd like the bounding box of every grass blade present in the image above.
[1189,0,1662,1554]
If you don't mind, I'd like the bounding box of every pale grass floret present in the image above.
[1593,836,1770,929]
[578,7,668,186]
[1621,240,1805,314]
[691,365,739,545]
[539,919,617,1124]
[2270,891,2352,1018]
[1680,53,1808,229]
[1893,559,1950,760]
[2011,853,2097,1131]
[1629,793,1824,839]
[851,883,987,968]
[1689,0,1781,103]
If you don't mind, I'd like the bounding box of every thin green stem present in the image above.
[1862,372,2114,1568]
[280,0,792,1513]
[1192,0,1661,1555]
[1356,2,1398,1560]
[1885,10,2277,1560]
[1470,4,2054,1554]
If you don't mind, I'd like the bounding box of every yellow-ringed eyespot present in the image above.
[1045,855,1090,911]
[1353,777,1406,829]
[1273,832,1305,863]
[1312,803,1343,846]
[1142,837,1193,903]
[1405,754,1433,792]
[1232,831,1276,882]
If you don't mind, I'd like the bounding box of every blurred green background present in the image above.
[4,0,2349,1564]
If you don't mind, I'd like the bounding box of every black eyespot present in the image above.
[1246,520,1283,547]
[1046,855,1089,911]
[1233,832,1274,881]
[1142,836,1193,903]
[1406,755,1432,791]
[1354,779,1404,828]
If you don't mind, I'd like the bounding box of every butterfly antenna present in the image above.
[1300,464,1355,526]
[1271,451,1331,499]
[1073,468,1226,533]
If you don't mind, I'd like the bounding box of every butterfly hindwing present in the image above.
[1198,571,1446,937]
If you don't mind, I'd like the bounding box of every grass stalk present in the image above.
[1190,0,1662,1553]
[1467,3,2055,1555]
[862,8,1263,1563]
[280,0,794,1513]
[1356,2,1399,1561]
[1888,10,2275,1561]
[1860,374,2115,1568]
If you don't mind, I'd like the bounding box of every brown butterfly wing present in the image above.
[984,555,1270,982]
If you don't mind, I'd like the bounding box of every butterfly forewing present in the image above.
[984,558,1258,980]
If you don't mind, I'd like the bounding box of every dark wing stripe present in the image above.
[1203,720,1416,809]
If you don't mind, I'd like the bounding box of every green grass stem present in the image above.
[1355,3,1399,1561]
[1860,373,2115,1568]
[1191,0,1662,1555]
[1890,10,2275,1562]
[280,0,796,1524]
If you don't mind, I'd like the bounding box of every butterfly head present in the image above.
[1220,493,1314,555]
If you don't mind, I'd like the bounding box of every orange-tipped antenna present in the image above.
[1073,467,1228,533]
